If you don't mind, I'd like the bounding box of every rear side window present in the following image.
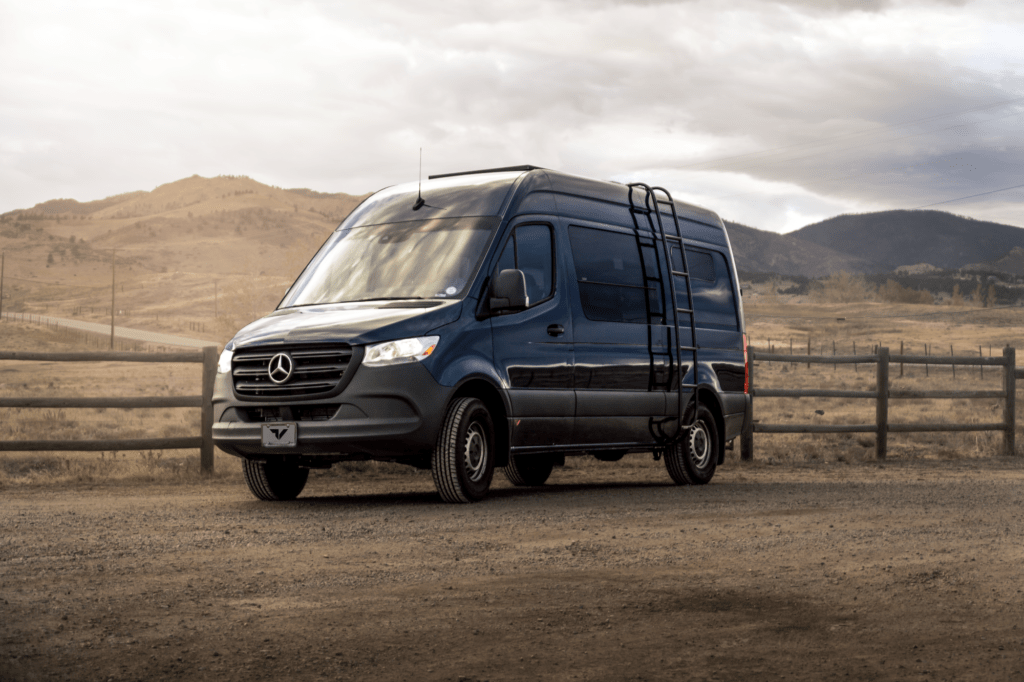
[670,247,739,331]
[568,226,662,324]
[495,224,554,306]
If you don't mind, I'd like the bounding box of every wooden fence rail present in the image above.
[740,346,1017,460]
[0,348,219,473]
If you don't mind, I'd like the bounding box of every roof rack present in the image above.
[428,165,544,180]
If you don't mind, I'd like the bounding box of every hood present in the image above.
[229,300,463,349]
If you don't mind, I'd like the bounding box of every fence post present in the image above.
[200,346,218,474]
[1004,346,1016,457]
[741,348,755,461]
[876,346,889,460]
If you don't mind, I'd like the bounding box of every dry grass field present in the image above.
[743,286,1023,464]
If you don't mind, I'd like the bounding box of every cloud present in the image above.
[1,0,1022,232]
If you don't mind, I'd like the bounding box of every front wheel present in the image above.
[432,397,496,503]
[664,405,719,486]
[242,459,309,501]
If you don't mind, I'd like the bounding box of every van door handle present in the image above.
[547,324,565,337]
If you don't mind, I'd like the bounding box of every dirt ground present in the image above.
[2,456,1024,682]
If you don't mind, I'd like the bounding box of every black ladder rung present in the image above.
[676,308,693,314]
[670,270,691,278]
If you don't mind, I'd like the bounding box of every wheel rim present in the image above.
[464,421,488,483]
[689,421,712,470]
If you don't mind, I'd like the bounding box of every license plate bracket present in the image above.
[262,422,297,447]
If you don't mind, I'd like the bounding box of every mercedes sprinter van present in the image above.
[213,166,750,502]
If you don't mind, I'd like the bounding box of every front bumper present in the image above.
[212,359,453,461]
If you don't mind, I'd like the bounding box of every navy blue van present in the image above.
[212,167,750,502]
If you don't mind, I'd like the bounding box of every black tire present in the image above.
[242,459,309,501]
[591,449,627,463]
[503,454,555,486]
[665,405,719,486]
[431,397,496,503]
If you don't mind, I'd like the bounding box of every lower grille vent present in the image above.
[244,405,341,422]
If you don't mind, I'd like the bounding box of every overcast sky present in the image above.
[1,0,1022,233]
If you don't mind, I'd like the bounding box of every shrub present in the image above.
[813,271,874,303]
[877,279,934,304]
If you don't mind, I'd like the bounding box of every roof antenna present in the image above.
[413,148,426,210]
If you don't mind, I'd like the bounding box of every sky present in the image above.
[1,0,1022,233]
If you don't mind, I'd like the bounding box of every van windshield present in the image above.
[280,216,499,307]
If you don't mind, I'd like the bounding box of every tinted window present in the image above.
[671,248,738,331]
[516,225,554,303]
[670,247,714,282]
[495,224,553,306]
[568,226,662,324]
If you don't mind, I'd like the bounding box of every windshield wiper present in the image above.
[342,297,427,303]
[279,297,429,310]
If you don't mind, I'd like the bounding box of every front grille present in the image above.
[232,345,353,399]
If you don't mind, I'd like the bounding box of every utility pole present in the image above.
[110,249,116,350]
[0,251,4,322]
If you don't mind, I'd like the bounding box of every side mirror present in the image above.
[490,269,529,312]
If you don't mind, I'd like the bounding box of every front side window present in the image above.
[281,217,499,307]
[495,224,554,305]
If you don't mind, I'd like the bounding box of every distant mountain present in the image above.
[788,210,1024,272]
[724,220,872,277]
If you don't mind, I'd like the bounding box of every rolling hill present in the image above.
[787,210,1024,273]
[3,175,1023,341]
[723,220,873,277]
[0,175,369,337]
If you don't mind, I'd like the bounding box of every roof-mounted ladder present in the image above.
[627,183,700,442]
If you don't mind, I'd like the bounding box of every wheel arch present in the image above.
[694,385,727,465]
[448,376,510,468]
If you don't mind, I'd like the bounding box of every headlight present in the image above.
[363,336,439,367]
[217,348,234,374]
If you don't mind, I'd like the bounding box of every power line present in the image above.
[911,182,1024,209]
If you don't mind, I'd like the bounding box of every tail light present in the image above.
[743,333,749,394]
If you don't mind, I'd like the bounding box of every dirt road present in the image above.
[2,457,1023,681]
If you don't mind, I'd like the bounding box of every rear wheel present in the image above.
[664,404,719,486]
[242,459,309,501]
[432,397,496,503]
[503,454,555,486]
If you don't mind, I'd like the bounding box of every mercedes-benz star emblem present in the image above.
[267,352,294,384]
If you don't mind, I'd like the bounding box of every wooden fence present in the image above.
[740,346,1018,460]
[0,348,219,473]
